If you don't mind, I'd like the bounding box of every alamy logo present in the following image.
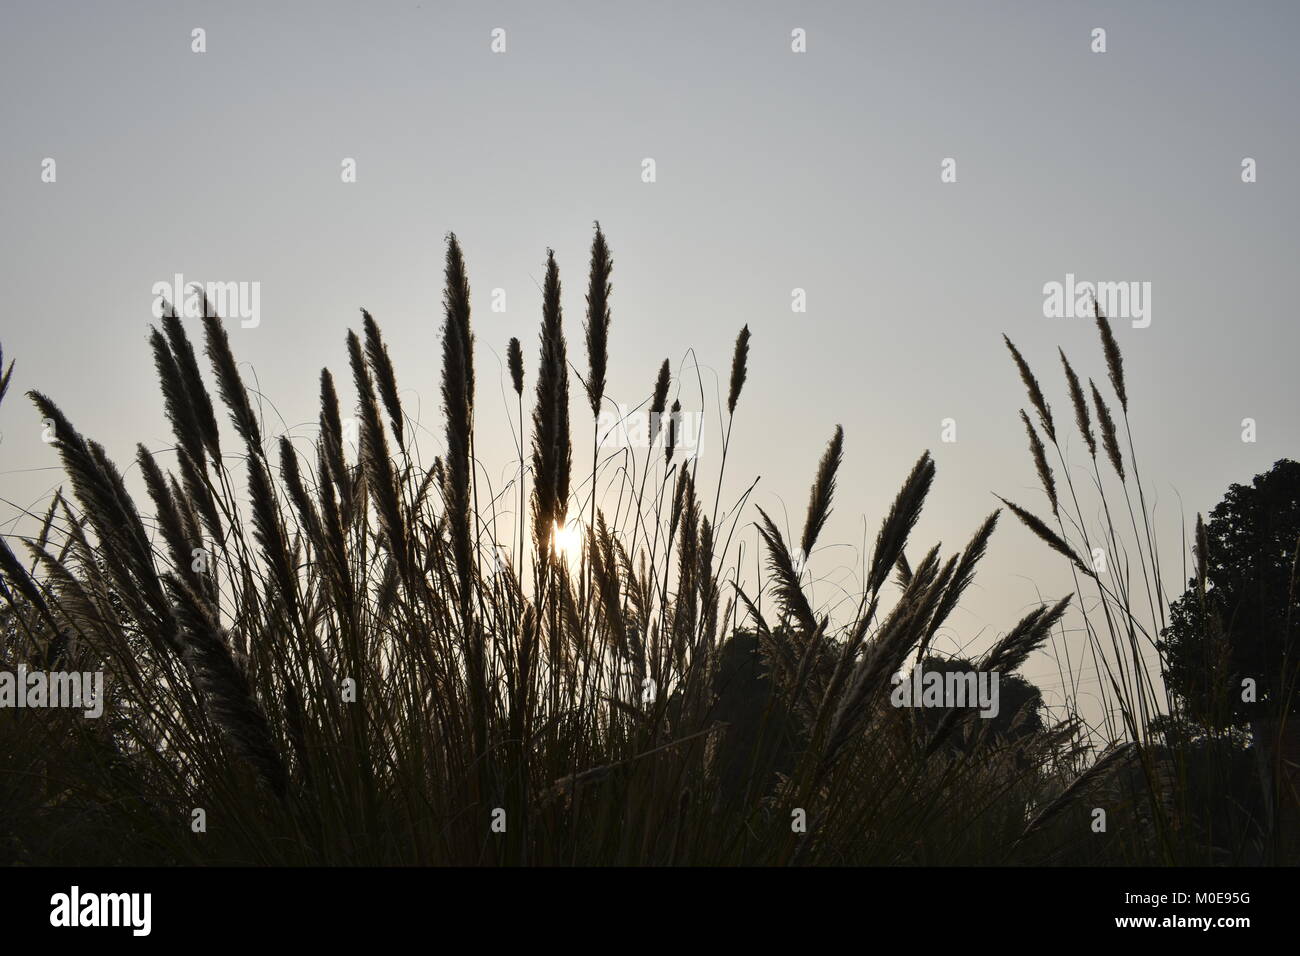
[0,666,103,718]
[151,273,261,328]
[890,665,1000,718]
[598,405,704,457]
[49,886,151,936]
[1042,273,1151,328]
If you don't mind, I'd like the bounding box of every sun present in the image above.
[551,519,583,562]
[548,520,585,564]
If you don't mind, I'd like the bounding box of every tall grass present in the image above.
[0,249,1273,865]
[999,304,1283,863]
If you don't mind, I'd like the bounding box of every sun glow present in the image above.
[551,520,583,562]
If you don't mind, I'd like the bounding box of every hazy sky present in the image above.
[2,1,1298,724]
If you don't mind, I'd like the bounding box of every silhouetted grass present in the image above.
[0,247,1280,866]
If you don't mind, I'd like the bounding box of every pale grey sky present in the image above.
[2,1,1297,723]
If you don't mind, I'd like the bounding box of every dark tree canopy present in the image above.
[1158,459,1300,728]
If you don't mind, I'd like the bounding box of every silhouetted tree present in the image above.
[1157,459,1300,860]
[1158,459,1300,728]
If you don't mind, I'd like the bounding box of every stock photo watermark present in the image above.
[1043,273,1151,328]
[597,406,705,457]
[0,665,103,718]
[151,274,261,328]
[891,664,1001,718]
[49,887,151,936]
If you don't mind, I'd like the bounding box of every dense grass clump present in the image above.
[0,233,1285,864]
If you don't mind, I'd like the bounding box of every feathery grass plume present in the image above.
[866,451,935,596]
[178,446,222,548]
[1089,378,1125,481]
[444,233,475,407]
[1094,302,1128,412]
[613,537,648,636]
[33,492,62,559]
[1002,334,1055,442]
[896,548,958,650]
[727,324,751,415]
[0,533,55,629]
[1015,742,1137,846]
[649,359,671,443]
[583,222,612,418]
[982,594,1072,675]
[1020,409,1058,516]
[1058,349,1095,458]
[507,334,526,583]
[0,343,12,406]
[531,249,571,547]
[919,553,961,640]
[663,466,690,567]
[149,326,207,467]
[996,495,1092,576]
[246,453,298,616]
[166,574,289,799]
[27,392,179,651]
[20,546,91,647]
[92,438,185,645]
[202,311,263,455]
[161,309,222,462]
[673,471,701,662]
[347,330,409,583]
[894,550,913,590]
[507,337,524,396]
[696,515,720,646]
[590,512,628,657]
[315,439,351,600]
[165,471,213,597]
[150,328,223,544]
[665,399,682,465]
[318,368,351,504]
[440,239,475,603]
[440,238,489,777]
[278,436,322,550]
[755,506,819,637]
[800,425,843,559]
[136,444,198,586]
[362,309,405,451]
[920,510,1000,656]
[826,545,945,758]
